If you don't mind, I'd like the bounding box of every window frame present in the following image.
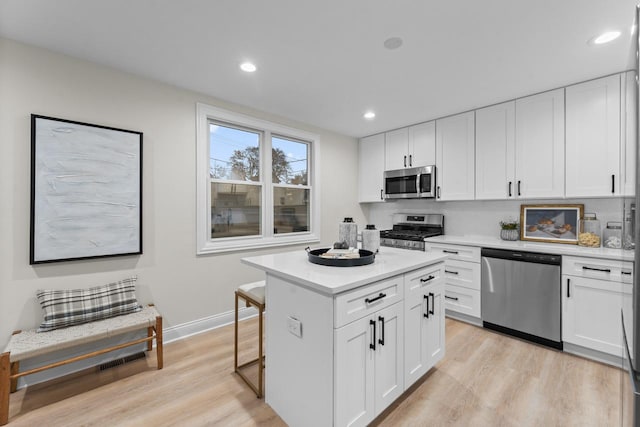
[196,102,320,254]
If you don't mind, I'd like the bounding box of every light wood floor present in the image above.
[6,317,622,426]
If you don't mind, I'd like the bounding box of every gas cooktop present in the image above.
[380,213,444,251]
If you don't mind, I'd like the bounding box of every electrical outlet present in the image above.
[287,316,302,338]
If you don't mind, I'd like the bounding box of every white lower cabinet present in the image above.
[562,256,633,358]
[404,265,445,387]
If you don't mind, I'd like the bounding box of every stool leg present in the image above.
[147,326,153,351]
[155,316,164,370]
[257,304,264,398]
[234,292,239,372]
[9,363,18,393]
[0,352,10,426]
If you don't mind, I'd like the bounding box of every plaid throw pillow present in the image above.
[36,277,142,332]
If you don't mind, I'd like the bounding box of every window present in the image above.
[197,103,320,253]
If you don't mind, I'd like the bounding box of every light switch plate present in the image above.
[287,316,302,338]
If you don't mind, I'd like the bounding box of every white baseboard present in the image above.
[163,306,258,344]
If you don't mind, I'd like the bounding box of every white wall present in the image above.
[0,38,366,348]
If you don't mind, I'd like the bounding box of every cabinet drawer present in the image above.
[442,260,481,291]
[425,243,480,263]
[443,284,481,318]
[335,275,404,328]
[563,256,633,283]
[405,264,443,303]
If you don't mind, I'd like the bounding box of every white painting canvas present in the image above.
[31,115,142,263]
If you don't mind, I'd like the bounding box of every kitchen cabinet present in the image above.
[384,121,436,170]
[622,70,637,197]
[358,133,385,202]
[562,256,633,359]
[404,264,445,387]
[435,111,475,201]
[514,88,565,198]
[423,242,481,324]
[335,301,403,427]
[475,101,516,200]
[565,74,621,197]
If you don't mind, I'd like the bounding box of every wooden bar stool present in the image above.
[234,280,266,398]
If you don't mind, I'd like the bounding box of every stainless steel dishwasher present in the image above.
[481,248,562,349]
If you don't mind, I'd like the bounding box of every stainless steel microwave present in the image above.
[384,165,436,199]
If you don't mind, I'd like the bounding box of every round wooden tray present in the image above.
[305,247,376,267]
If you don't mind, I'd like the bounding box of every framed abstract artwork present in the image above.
[30,115,143,264]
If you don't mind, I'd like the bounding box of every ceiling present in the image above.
[0,1,638,138]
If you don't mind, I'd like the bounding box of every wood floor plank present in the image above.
[5,317,621,426]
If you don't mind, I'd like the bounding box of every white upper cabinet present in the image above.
[384,121,435,170]
[622,71,637,197]
[475,101,516,200]
[514,88,565,198]
[565,74,621,197]
[436,111,475,201]
[358,133,386,203]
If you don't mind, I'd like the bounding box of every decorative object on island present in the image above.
[499,218,519,241]
[305,247,375,267]
[338,217,358,248]
[361,224,380,252]
[520,204,584,244]
[578,213,601,247]
[30,115,143,264]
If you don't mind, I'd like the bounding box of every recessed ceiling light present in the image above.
[363,111,376,120]
[240,62,257,72]
[383,37,403,50]
[589,31,621,45]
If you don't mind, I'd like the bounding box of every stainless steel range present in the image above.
[380,213,444,251]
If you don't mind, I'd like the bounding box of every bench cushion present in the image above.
[4,305,160,362]
[36,277,142,332]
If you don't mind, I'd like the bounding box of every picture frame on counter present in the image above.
[520,204,584,245]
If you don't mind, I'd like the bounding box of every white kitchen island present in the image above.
[241,247,448,427]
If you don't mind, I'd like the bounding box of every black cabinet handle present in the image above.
[444,269,459,275]
[380,189,384,200]
[409,154,413,167]
[370,319,376,350]
[567,278,571,298]
[443,250,459,255]
[622,271,632,275]
[445,295,459,301]
[404,155,407,167]
[365,292,386,304]
[429,292,435,315]
[423,295,430,318]
[437,186,441,199]
[420,275,435,283]
[508,181,512,197]
[378,316,385,345]
[582,266,611,273]
[612,174,615,194]
[517,180,521,196]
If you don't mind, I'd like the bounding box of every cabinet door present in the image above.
[373,302,404,416]
[335,316,375,427]
[563,275,630,356]
[565,74,621,197]
[475,101,516,200]
[358,134,385,203]
[424,282,445,369]
[435,111,476,200]
[622,71,637,197]
[514,88,565,198]
[408,121,436,168]
[384,128,409,170]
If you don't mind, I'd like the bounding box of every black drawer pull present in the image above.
[420,275,435,283]
[443,250,459,255]
[365,292,386,304]
[445,295,459,301]
[582,266,611,273]
[444,270,459,275]
[622,271,632,275]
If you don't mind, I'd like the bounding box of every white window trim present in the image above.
[196,102,321,254]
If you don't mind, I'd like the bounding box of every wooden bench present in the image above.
[0,304,163,425]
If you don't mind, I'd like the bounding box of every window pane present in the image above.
[210,123,260,182]
[272,136,308,185]
[211,182,261,238]
[273,187,309,234]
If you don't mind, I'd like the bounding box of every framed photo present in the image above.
[30,115,143,264]
[520,204,584,244]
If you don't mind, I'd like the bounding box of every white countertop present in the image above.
[425,235,634,262]
[241,246,448,295]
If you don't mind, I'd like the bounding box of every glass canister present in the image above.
[361,224,380,253]
[603,221,622,249]
[338,217,358,249]
[578,213,601,247]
